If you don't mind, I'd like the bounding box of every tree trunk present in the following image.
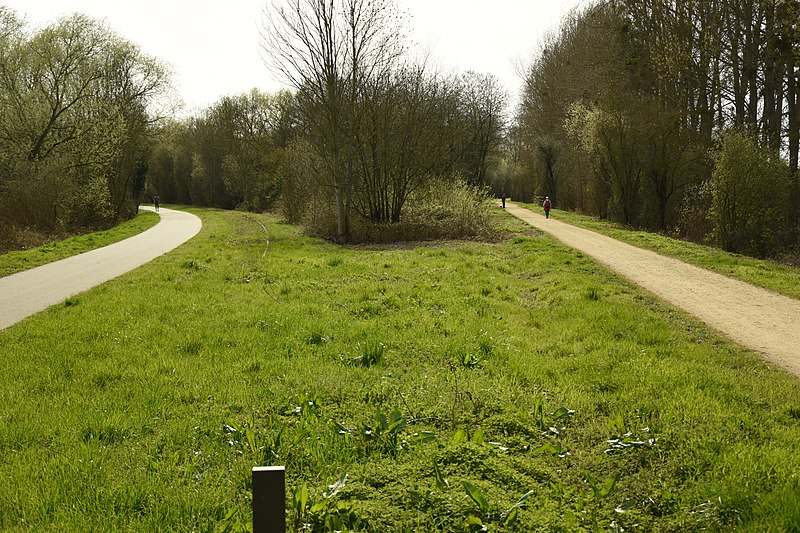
[730,12,746,126]
[762,4,781,150]
[788,58,799,236]
[789,59,799,178]
[743,1,759,127]
[335,183,346,243]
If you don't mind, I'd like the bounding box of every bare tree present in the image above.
[352,65,464,223]
[260,0,403,242]
[459,71,508,187]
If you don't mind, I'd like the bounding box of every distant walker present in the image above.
[543,196,551,219]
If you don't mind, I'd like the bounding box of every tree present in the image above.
[566,102,644,225]
[145,89,301,215]
[516,0,799,252]
[188,111,236,208]
[711,128,791,256]
[0,11,168,230]
[459,71,508,187]
[351,66,464,224]
[517,2,634,212]
[99,38,169,218]
[215,89,295,211]
[261,0,404,242]
[640,105,707,230]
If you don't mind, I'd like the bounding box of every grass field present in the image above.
[1,207,800,531]
[0,210,160,278]
[519,202,800,300]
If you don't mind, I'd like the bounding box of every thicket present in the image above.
[0,8,169,239]
[511,0,800,258]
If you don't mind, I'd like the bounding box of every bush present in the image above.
[285,158,496,243]
[281,140,321,225]
[68,176,116,229]
[677,180,714,243]
[710,129,792,257]
[349,179,495,243]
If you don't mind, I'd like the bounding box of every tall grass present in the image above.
[1,207,799,531]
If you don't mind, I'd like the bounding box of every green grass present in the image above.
[0,210,160,277]
[2,207,800,531]
[519,202,800,300]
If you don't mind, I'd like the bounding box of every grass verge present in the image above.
[0,210,160,278]
[518,202,800,300]
[1,207,799,531]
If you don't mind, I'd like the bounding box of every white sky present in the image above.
[2,1,585,116]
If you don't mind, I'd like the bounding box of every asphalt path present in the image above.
[0,206,201,331]
[505,202,800,378]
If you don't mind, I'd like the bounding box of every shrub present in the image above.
[68,176,116,229]
[356,178,494,243]
[295,175,495,244]
[677,180,714,243]
[710,129,792,257]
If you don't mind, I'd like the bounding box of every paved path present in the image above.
[0,206,201,330]
[505,202,800,377]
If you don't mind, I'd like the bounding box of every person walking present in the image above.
[543,196,551,219]
[501,192,506,209]
[154,195,160,213]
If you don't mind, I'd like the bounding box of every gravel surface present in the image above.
[505,202,800,378]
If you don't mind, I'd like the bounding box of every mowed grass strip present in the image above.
[519,201,800,301]
[0,210,160,277]
[1,207,799,532]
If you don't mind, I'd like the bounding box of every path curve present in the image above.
[0,206,201,330]
[505,202,800,377]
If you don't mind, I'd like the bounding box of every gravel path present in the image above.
[0,206,201,330]
[505,202,800,377]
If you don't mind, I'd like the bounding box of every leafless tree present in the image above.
[260,0,404,242]
[459,71,508,187]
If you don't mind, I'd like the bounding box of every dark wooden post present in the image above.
[252,466,286,533]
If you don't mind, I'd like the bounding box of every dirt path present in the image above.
[0,206,201,331]
[505,202,800,377]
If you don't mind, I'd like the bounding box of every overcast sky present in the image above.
[2,1,585,115]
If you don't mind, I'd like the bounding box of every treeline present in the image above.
[146,90,296,213]
[1,1,509,247]
[511,0,800,257]
[149,70,506,242]
[148,0,507,243]
[0,7,168,238]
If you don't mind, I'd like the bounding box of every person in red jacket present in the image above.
[543,196,551,218]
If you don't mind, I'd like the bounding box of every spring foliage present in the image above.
[0,9,169,233]
[711,129,792,256]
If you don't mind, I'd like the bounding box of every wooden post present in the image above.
[252,466,286,533]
